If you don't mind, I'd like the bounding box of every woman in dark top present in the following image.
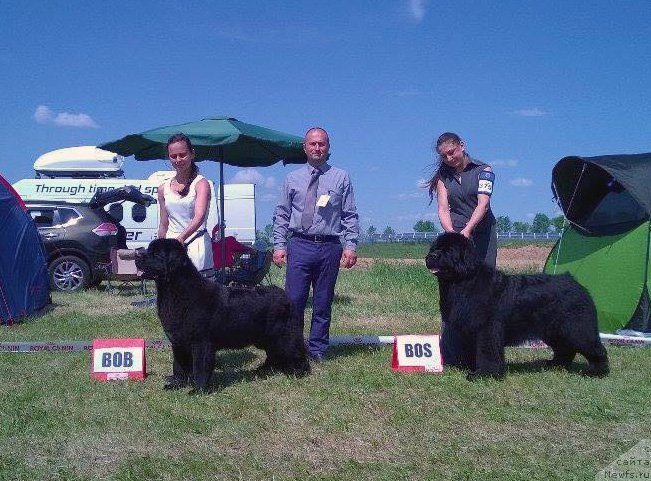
[427,132,497,267]
[427,132,497,368]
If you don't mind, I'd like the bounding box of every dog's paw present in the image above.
[188,385,211,395]
[584,364,609,378]
[163,375,189,390]
[466,371,482,382]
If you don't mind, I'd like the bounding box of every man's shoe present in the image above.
[309,353,324,363]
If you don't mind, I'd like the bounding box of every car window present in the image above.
[132,204,146,223]
[29,209,56,227]
[57,207,81,225]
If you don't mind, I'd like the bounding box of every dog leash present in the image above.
[183,229,207,248]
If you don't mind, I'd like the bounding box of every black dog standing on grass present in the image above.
[425,232,609,380]
[135,239,310,393]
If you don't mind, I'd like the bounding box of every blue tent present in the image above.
[0,174,50,325]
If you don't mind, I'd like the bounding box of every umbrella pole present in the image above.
[219,159,227,283]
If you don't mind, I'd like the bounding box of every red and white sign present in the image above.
[91,338,146,381]
[392,334,443,373]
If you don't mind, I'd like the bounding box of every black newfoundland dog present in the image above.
[425,232,609,380]
[135,239,310,393]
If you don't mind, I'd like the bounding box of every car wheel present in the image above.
[49,255,90,292]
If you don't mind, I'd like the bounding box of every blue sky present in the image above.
[2,1,651,233]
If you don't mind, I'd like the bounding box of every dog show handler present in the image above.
[272,127,359,362]
[158,133,214,276]
[426,131,497,368]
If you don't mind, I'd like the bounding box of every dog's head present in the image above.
[425,232,481,280]
[135,238,196,281]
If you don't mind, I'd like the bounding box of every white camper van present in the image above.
[13,146,257,249]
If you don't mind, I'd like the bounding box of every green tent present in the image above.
[544,152,651,333]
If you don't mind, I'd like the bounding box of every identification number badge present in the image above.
[478,171,495,195]
[316,195,330,207]
[478,179,493,194]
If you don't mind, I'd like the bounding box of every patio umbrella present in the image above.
[100,116,307,279]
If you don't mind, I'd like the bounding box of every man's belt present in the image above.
[292,232,341,243]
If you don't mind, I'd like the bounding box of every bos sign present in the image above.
[392,334,443,373]
[91,338,146,381]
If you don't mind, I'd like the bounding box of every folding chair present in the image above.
[107,248,146,295]
[230,248,273,286]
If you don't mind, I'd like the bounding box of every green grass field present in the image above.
[357,242,430,259]
[1,245,650,480]
[356,239,557,259]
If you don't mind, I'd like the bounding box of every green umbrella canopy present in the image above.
[100,117,307,166]
[100,117,307,278]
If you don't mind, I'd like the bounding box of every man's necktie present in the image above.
[301,168,321,231]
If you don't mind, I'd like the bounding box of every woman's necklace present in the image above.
[173,172,195,196]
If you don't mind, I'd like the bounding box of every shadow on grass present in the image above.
[333,294,354,305]
[210,350,283,392]
[215,349,259,370]
[506,358,595,377]
[191,345,388,393]
[89,281,155,297]
[209,369,280,392]
[505,359,548,375]
[9,302,57,325]
[151,350,274,394]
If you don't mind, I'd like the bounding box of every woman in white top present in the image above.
[157,133,214,273]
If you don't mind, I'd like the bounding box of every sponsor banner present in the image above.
[513,335,651,349]
[0,339,172,353]
[330,335,396,346]
[601,333,651,347]
[1,333,650,354]
[0,341,92,352]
